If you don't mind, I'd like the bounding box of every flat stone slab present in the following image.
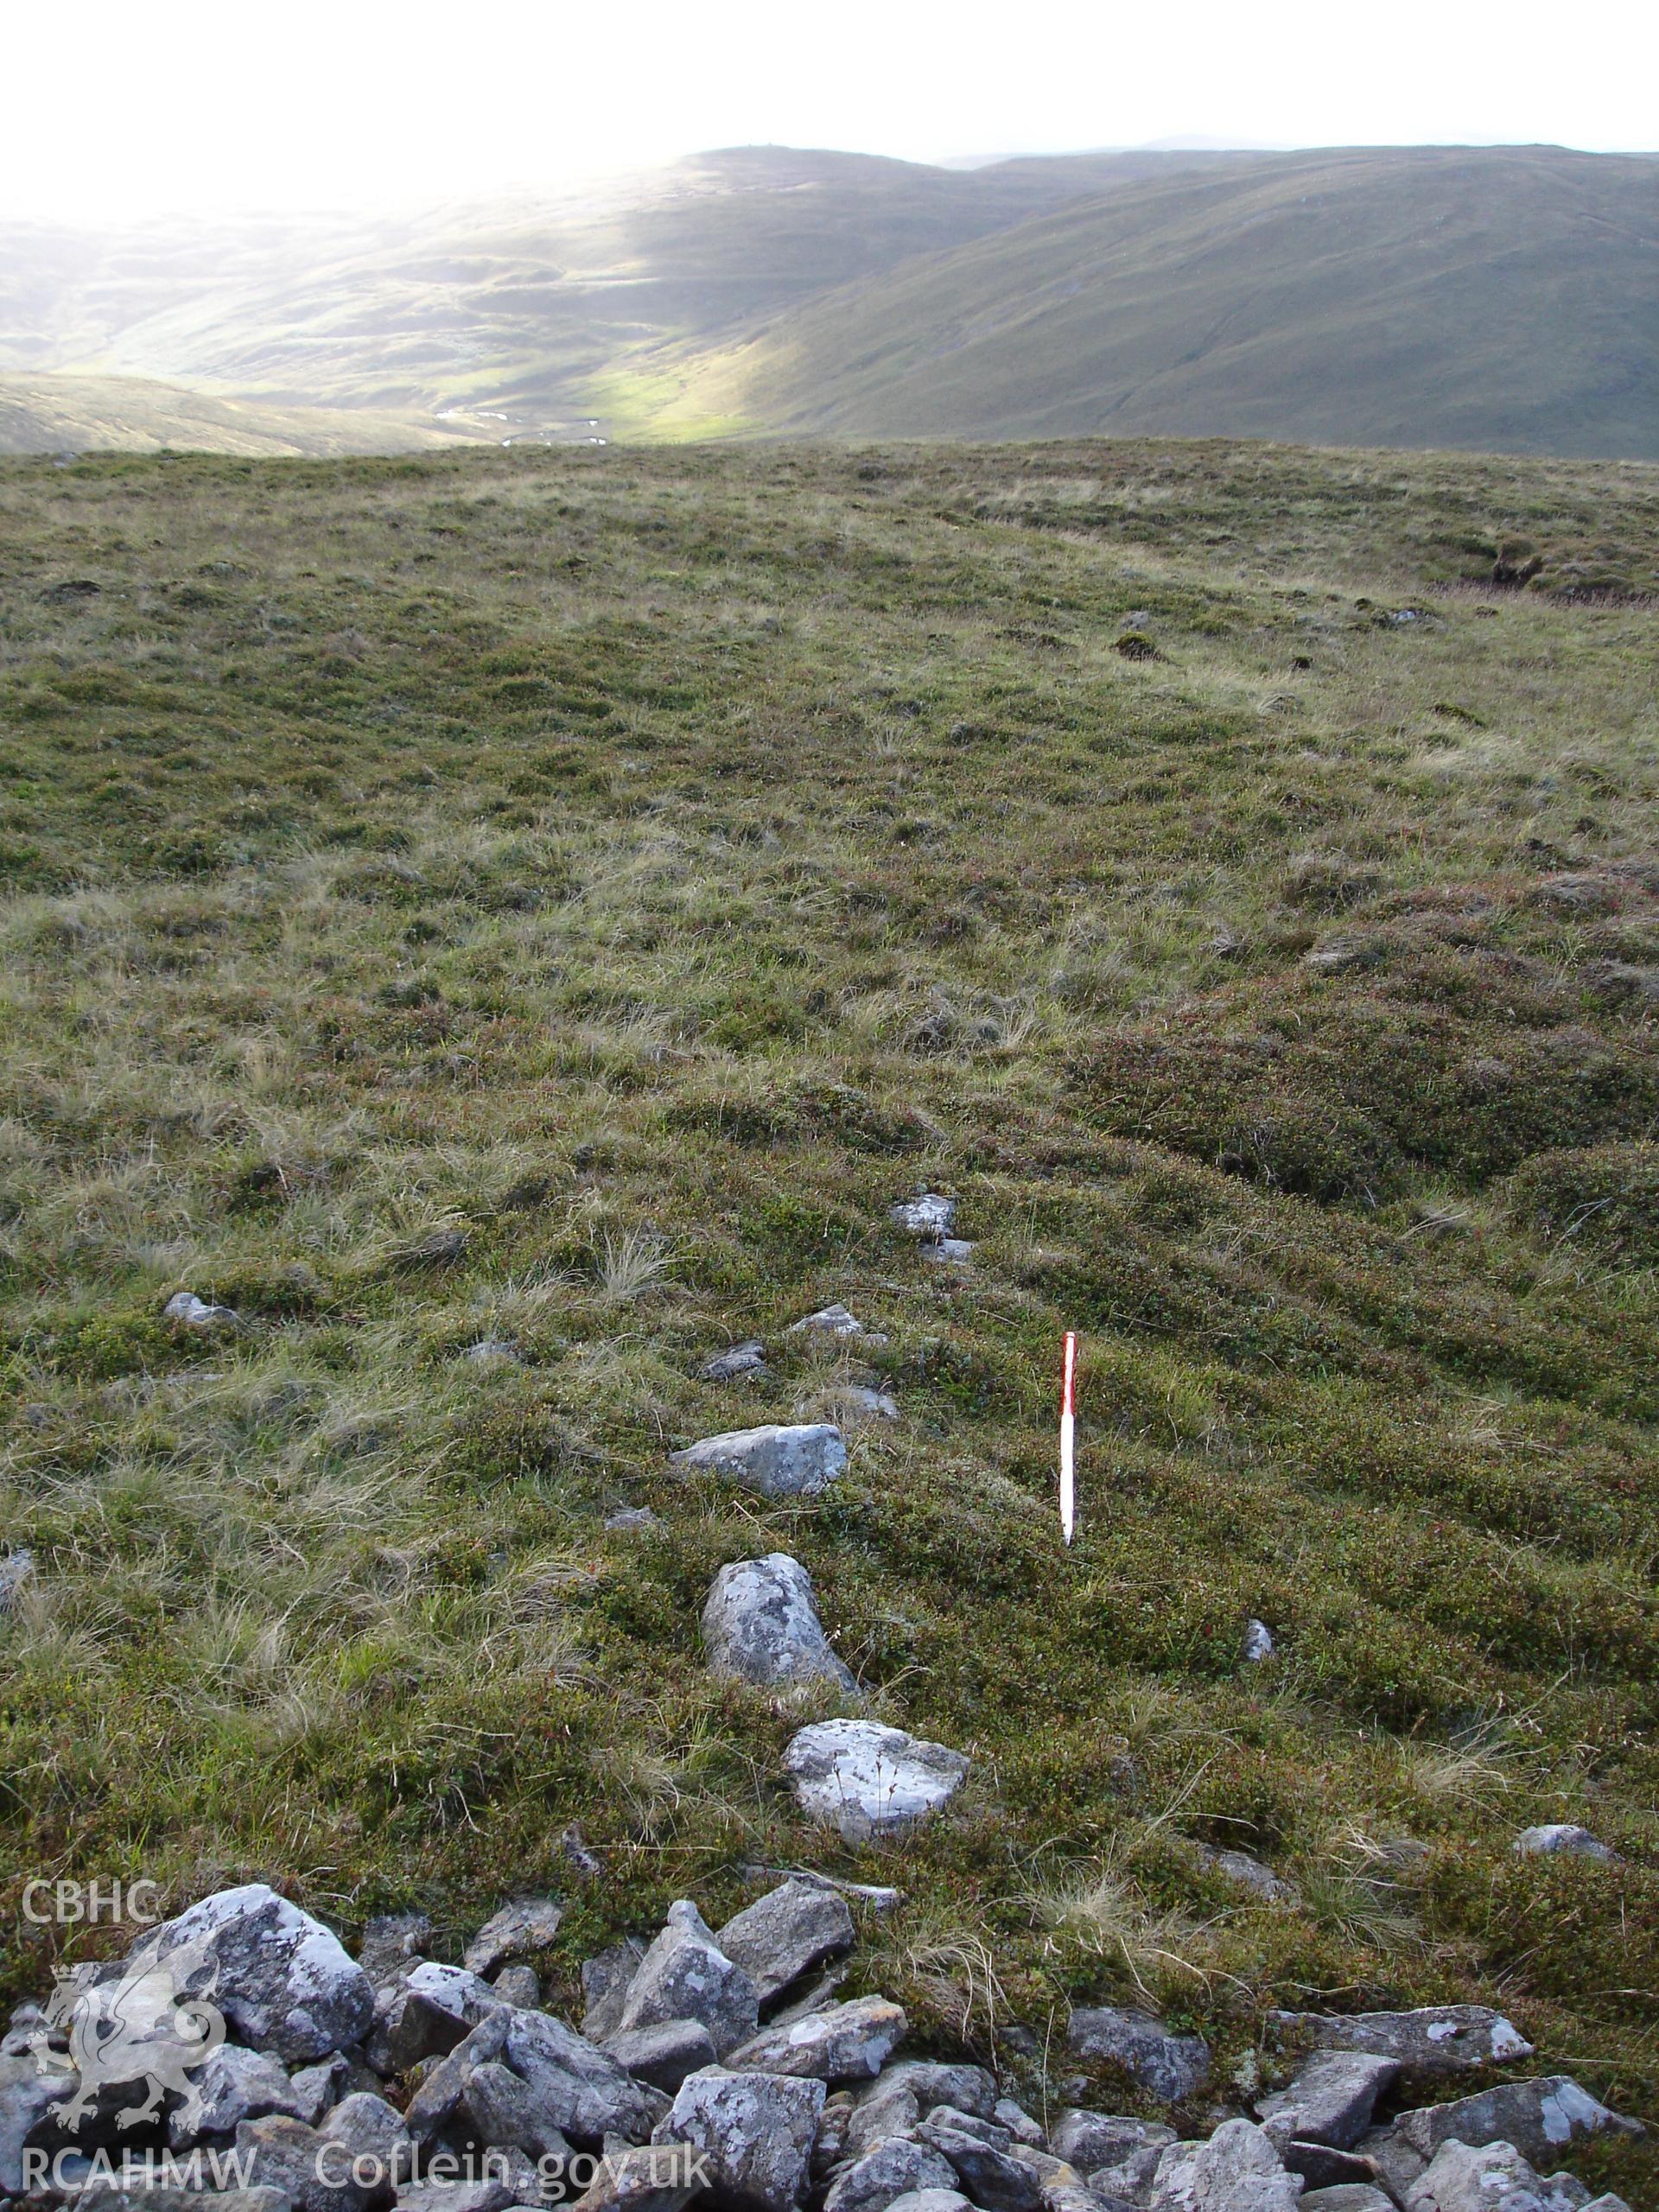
[1268,2004,1532,2075]
[670,1424,846,1497]
[1513,1822,1618,1862]
[783,1719,969,1841]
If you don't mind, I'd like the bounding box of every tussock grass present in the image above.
[0,438,1656,2194]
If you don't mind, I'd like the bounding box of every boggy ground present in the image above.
[0,437,1655,2198]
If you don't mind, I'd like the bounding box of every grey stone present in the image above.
[371,1962,505,2074]
[1148,2119,1300,2211]
[1066,2008,1211,2103]
[700,1343,767,1382]
[405,2005,662,2153]
[783,1719,969,1841]
[1255,2051,1400,2152]
[604,2019,718,2094]
[1196,1847,1300,1904]
[728,1997,905,2082]
[879,2063,999,2122]
[75,2190,287,2212]
[461,2056,574,2161]
[126,1884,374,2065]
[1389,2075,1643,2173]
[915,2121,1044,2212]
[702,1555,857,1694]
[319,2092,411,2194]
[993,2101,1045,2150]
[463,1898,564,1977]
[463,1339,519,1365]
[789,1305,887,1346]
[1300,2192,1395,2212]
[0,2053,76,2193]
[291,2053,352,2126]
[0,1548,35,1607]
[164,1291,238,1328]
[615,1901,759,2059]
[567,2141,702,2212]
[669,1424,846,1498]
[923,1241,975,1267]
[884,2196,974,2212]
[825,2139,957,2212]
[1268,2005,1532,2075]
[490,1967,540,2010]
[235,2114,361,2212]
[582,1942,647,2044]
[1513,1825,1618,1864]
[658,2064,825,2212]
[358,1915,433,1992]
[1049,2113,1174,2173]
[821,1385,900,1422]
[1402,2138,1591,2212]
[1281,2145,1383,2191]
[168,2042,310,2146]
[892,1196,957,1237]
[717,1879,855,2010]
[396,2176,526,2212]
[1241,1619,1274,1662]
[605,1509,660,1533]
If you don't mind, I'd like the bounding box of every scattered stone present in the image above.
[163,1290,238,1328]
[290,2053,352,2126]
[125,1882,374,2064]
[916,2118,1044,2212]
[604,2019,718,2094]
[0,1548,35,1609]
[700,1343,767,1381]
[1375,2075,1644,2191]
[567,2142,698,2212]
[1149,2118,1301,2211]
[702,1554,858,1694]
[461,2056,574,2163]
[1195,1845,1300,1904]
[1241,1618,1274,1662]
[1255,2050,1400,2152]
[605,1507,660,1532]
[994,2098,1046,2149]
[717,1878,855,2010]
[462,1339,519,1365]
[1299,2190,1395,2212]
[1269,2005,1532,2075]
[892,1194,957,1237]
[923,1239,976,1266]
[824,2138,958,2212]
[1050,2112,1177,2177]
[371,1961,505,2073]
[783,1719,969,1841]
[464,1897,564,1976]
[582,1939,648,2043]
[406,2005,663,2152]
[658,2064,825,2212]
[79,2190,286,2212]
[615,1900,759,2058]
[0,2054,76,2193]
[789,1304,885,1343]
[879,2060,999,2120]
[1402,2137,1588,2212]
[235,2113,365,2212]
[728,1996,906,2082]
[491,1965,540,2008]
[168,2042,311,2147]
[397,2177,529,2212]
[358,1913,434,1990]
[1281,2143,1388,2191]
[320,2093,412,2195]
[1305,938,1384,974]
[669,1423,846,1497]
[1066,2006,1211,2103]
[818,1383,900,1421]
[1513,1824,1618,1864]
[881,2193,973,2212]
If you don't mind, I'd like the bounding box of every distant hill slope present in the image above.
[655,147,1659,456]
[3,144,1655,456]
[0,372,484,457]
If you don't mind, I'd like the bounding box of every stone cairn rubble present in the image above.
[0,1878,1644,2212]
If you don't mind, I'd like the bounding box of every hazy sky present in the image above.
[8,0,1656,222]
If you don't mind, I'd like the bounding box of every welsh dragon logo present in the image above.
[29,1937,226,2134]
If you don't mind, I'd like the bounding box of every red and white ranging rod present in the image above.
[1060,1331,1077,1545]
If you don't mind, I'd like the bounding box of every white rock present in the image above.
[783,1719,969,1841]
[1269,2004,1533,2075]
[1150,2118,1300,2210]
[727,1996,906,2082]
[1402,2137,1585,2212]
[1513,1824,1618,1863]
[168,2043,310,2147]
[789,1303,883,1342]
[164,1290,238,1327]
[923,1239,975,1266]
[463,1897,564,1977]
[702,1554,857,1694]
[1241,1618,1274,1662]
[659,2064,826,2212]
[669,1424,846,1497]
[616,1901,758,2058]
[892,1195,957,1237]
[125,1882,373,2063]
[1388,2075,1644,2173]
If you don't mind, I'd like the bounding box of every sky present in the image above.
[6,0,1656,223]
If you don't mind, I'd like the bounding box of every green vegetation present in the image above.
[0,437,1655,2193]
[7,145,1657,460]
[0,372,481,458]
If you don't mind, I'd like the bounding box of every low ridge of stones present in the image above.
[0,1879,1643,2212]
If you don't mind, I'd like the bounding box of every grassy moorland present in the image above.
[0,438,1655,2192]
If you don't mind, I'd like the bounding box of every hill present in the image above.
[5,143,1655,457]
[653,146,1659,454]
[0,371,486,456]
[0,436,1656,2196]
